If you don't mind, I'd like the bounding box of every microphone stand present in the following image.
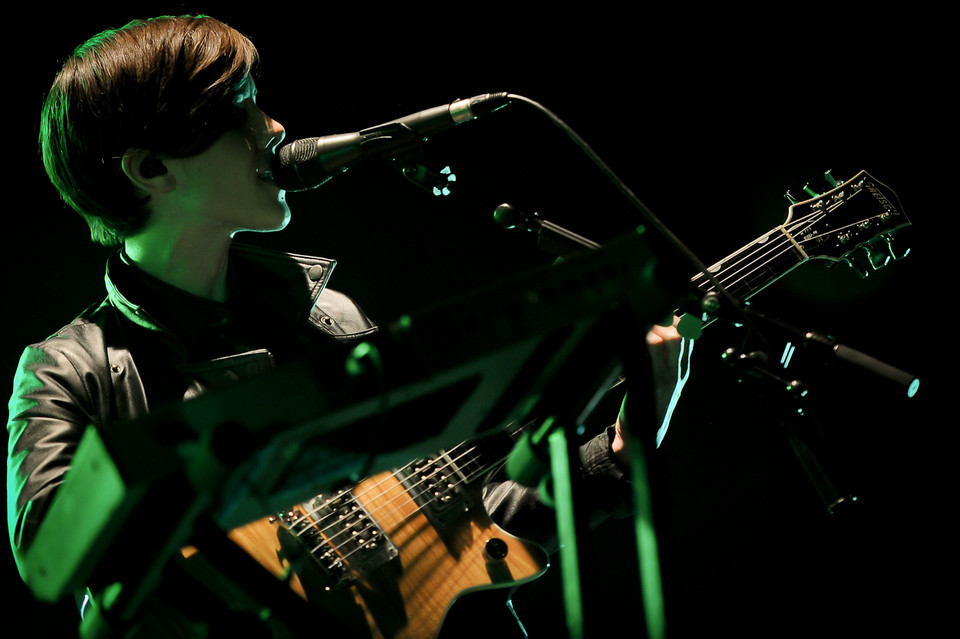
[719,303,920,515]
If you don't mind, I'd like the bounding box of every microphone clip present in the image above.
[400,162,457,198]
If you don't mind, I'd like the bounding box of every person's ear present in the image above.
[121,148,175,194]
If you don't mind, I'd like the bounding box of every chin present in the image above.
[233,202,292,238]
[271,193,292,231]
[275,205,292,231]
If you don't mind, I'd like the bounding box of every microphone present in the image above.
[271,92,511,191]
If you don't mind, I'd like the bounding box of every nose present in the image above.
[263,111,286,153]
[246,99,285,153]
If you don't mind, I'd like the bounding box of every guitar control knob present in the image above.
[484,538,509,560]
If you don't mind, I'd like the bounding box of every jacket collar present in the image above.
[103,243,339,339]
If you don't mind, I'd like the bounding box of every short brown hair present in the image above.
[40,15,259,246]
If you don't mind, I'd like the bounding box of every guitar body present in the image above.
[229,468,548,639]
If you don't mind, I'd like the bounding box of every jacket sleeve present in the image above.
[481,425,636,553]
[6,336,107,581]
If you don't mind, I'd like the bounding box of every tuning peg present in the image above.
[864,243,893,270]
[824,170,841,188]
[882,233,912,261]
[843,250,877,278]
[844,236,905,277]
[803,182,819,198]
[784,190,798,204]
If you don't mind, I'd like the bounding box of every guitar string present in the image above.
[695,211,831,300]
[287,445,466,544]
[289,431,495,536]
[293,439,496,564]
[320,446,493,565]
[744,211,862,287]
[288,427,523,559]
[284,458,454,558]
[297,423,529,565]
[291,421,528,536]
[716,198,883,297]
[709,177,878,296]
[691,218,811,298]
[692,219,807,293]
[726,215,821,291]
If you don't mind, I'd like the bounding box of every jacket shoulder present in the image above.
[231,243,378,342]
[310,288,378,342]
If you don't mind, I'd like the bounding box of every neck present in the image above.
[124,227,233,302]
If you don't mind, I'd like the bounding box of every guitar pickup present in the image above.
[399,454,474,528]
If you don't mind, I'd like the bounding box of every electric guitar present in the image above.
[227,169,910,639]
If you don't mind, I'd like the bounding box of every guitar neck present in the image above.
[690,226,808,303]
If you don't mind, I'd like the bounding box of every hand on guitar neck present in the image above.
[613,317,685,465]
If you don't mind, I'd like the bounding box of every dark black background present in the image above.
[6,4,938,637]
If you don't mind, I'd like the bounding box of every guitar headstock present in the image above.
[782,170,910,277]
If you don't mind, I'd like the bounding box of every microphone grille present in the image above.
[277,137,321,166]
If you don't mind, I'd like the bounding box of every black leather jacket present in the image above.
[6,244,378,577]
